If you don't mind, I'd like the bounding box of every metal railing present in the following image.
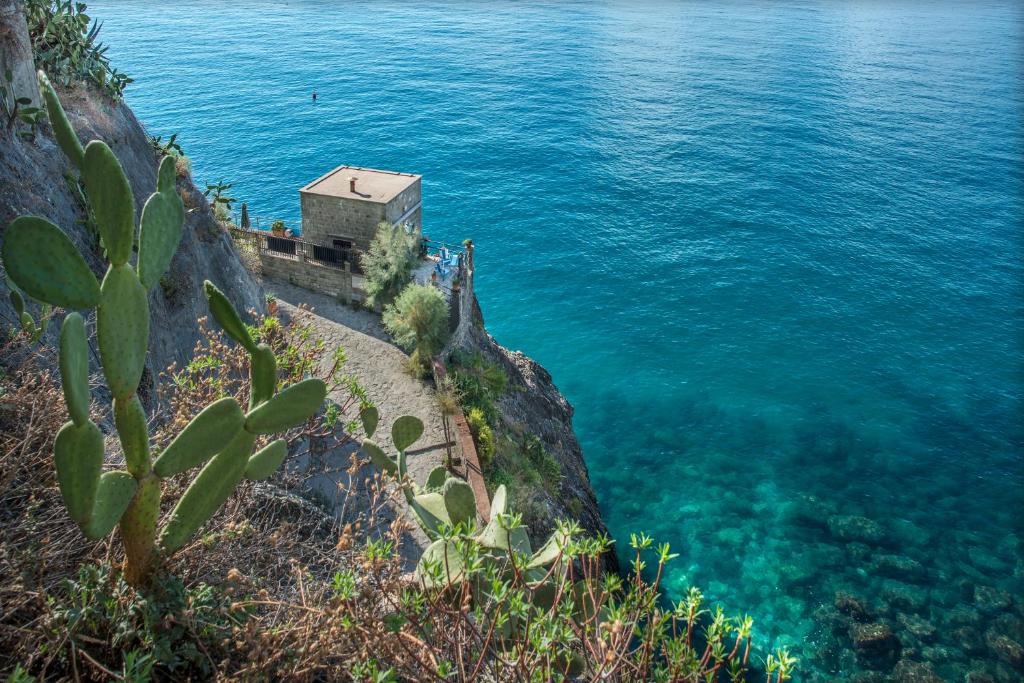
[228,226,364,274]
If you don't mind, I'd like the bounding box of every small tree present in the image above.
[203,179,235,221]
[360,221,420,308]
[382,283,449,374]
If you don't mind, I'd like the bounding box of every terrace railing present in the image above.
[228,226,364,275]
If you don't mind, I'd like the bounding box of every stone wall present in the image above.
[300,177,422,252]
[299,193,387,250]
[259,253,357,303]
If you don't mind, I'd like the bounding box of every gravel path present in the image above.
[267,279,449,500]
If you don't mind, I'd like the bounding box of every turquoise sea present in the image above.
[91,1,1023,679]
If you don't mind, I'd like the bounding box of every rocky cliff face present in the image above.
[449,258,620,574]
[0,5,262,401]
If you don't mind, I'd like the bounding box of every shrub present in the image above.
[382,283,449,373]
[358,414,797,682]
[24,0,132,99]
[466,406,495,465]
[360,221,421,308]
[448,349,506,425]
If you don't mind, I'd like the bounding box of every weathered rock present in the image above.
[891,659,943,683]
[975,585,1012,612]
[829,515,886,545]
[835,591,873,621]
[968,546,1010,575]
[952,625,987,656]
[965,670,996,683]
[813,604,849,633]
[897,613,937,642]
[0,15,263,400]
[870,553,926,581]
[881,580,929,612]
[947,605,982,626]
[985,628,1024,668]
[850,622,901,667]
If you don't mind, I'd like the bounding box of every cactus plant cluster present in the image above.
[360,412,570,589]
[0,72,326,586]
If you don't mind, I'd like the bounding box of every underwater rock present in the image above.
[952,625,987,656]
[880,580,929,612]
[778,561,816,587]
[849,671,886,683]
[947,605,983,626]
[847,541,873,562]
[968,546,1010,575]
[897,613,937,642]
[920,644,956,663]
[964,670,996,683]
[828,515,886,545]
[850,622,901,667]
[891,658,943,683]
[975,585,1012,612]
[783,494,835,529]
[813,604,850,633]
[888,518,931,548]
[985,629,1023,668]
[835,591,873,621]
[871,554,927,581]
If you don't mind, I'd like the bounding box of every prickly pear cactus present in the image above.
[0,73,327,586]
[359,412,571,591]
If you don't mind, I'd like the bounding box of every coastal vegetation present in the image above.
[361,220,422,308]
[382,282,449,376]
[0,3,801,680]
[23,0,131,99]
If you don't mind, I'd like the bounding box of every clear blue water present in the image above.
[92,1,1023,678]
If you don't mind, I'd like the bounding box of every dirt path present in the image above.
[268,280,450,489]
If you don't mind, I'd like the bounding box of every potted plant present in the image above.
[451,276,461,293]
[271,219,286,236]
[265,292,278,316]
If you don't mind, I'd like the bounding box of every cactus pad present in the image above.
[249,343,277,407]
[392,415,424,452]
[84,471,138,540]
[59,313,91,427]
[2,216,100,309]
[442,478,477,528]
[137,190,184,290]
[97,265,149,399]
[82,141,136,266]
[153,397,245,477]
[359,405,379,438]
[245,439,288,480]
[244,378,327,434]
[53,420,104,527]
[38,71,84,168]
[157,155,177,194]
[362,439,397,475]
[203,280,256,352]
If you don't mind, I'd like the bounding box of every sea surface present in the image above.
[91,1,1023,679]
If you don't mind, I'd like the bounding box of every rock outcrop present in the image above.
[448,252,619,573]
[0,5,261,401]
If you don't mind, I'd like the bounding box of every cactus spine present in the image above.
[1,73,327,586]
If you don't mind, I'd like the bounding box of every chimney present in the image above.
[349,176,357,193]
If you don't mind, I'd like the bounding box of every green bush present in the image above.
[382,283,449,373]
[47,562,240,678]
[360,222,421,308]
[24,0,132,99]
[466,406,495,465]
[448,350,507,425]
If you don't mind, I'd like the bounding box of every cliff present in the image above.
[0,1,615,574]
[449,252,620,573]
[0,4,262,400]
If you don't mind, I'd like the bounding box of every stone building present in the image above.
[298,165,422,252]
